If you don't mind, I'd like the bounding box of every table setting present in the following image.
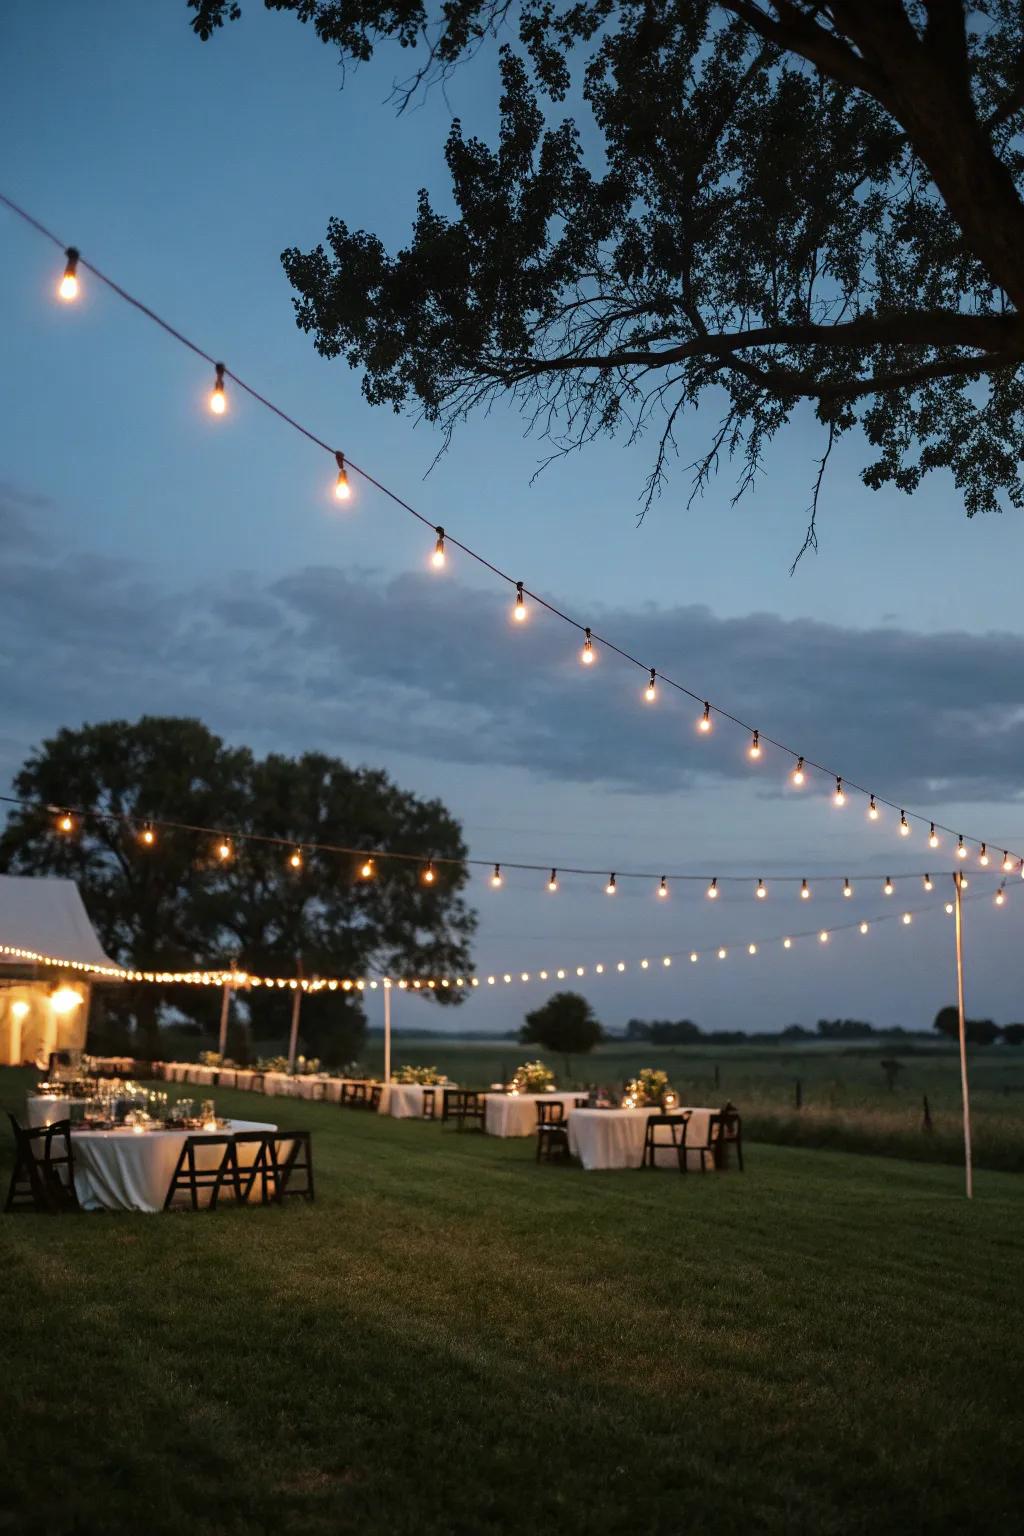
[385,1066,454,1118]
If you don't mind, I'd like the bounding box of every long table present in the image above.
[72,1119,277,1212]
[567,1107,715,1170]
[483,1092,584,1138]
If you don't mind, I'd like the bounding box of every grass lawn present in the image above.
[1,1066,1022,1535]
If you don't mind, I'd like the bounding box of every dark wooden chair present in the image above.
[681,1114,721,1174]
[641,1112,689,1170]
[163,1135,243,1211]
[309,1079,327,1101]
[716,1105,744,1171]
[367,1084,383,1112]
[421,1087,437,1120]
[233,1131,314,1204]
[443,1089,486,1131]
[440,1087,462,1124]
[573,1096,589,1108]
[248,1072,265,1094]
[5,1114,79,1213]
[341,1081,368,1109]
[535,1099,571,1163]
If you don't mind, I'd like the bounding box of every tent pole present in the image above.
[217,979,231,1058]
[287,988,302,1073]
[384,983,392,1084]
[953,872,973,1200]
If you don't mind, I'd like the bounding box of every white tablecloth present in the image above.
[71,1119,277,1212]
[567,1107,715,1170]
[484,1092,583,1138]
[385,1082,451,1119]
[25,1095,88,1129]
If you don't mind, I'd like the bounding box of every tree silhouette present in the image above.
[520,991,603,1079]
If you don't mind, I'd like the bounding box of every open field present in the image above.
[2,1064,1023,1535]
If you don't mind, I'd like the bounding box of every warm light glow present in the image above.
[11,1000,29,1021]
[698,702,712,733]
[334,452,351,501]
[843,879,852,898]
[960,875,969,889]
[217,838,232,862]
[431,526,446,568]
[923,875,933,891]
[748,943,757,955]
[49,986,83,1014]
[422,860,435,884]
[791,757,805,786]
[819,931,828,943]
[899,811,910,836]
[800,879,810,900]
[490,864,503,888]
[995,887,1006,906]
[957,837,967,859]
[58,247,79,301]
[605,873,617,896]
[209,362,227,415]
[979,843,989,866]
[644,669,657,702]
[883,877,893,895]
[868,796,879,820]
[945,902,954,915]
[1002,851,1014,872]
[707,878,718,899]
[140,823,155,847]
[718,948,727,960]
[690,952,698,963]
[929,823,939,849]
[756,878,766,899]
[663,956,671,967]
[289,847,303,870]
[749,730,761,759]
[859,921,869,934]
[658,876,668,899]
[548,869,558,892]
[833,777,845,807]
[57,810,74,834]
[902,912,912,925]
[513,582,527,622]
[581,628,594,665]
[359,858,375,880]
[783,937,792,949]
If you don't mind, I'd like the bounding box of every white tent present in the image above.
[0,875,116,1065]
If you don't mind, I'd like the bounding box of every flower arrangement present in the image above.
[295,1055,321,1075]
[256,1055,290,1073]
[626,1068,670,1106]
[393,1064,445,1085]
[199,1050,230,1068]
[512,1060,555,1093]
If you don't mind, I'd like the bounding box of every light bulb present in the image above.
[644,669,656,702]
[995,887,1006,906]
[718,948,727,960]
[783,937,792,949]
[960,875,969,889]
[57,811,74,834]
[957,837,967,859]
[833,777,845,807]
[749,730,761,759]
[690,952,698,963]
[422,860,435,884]
[945,902,954,915]
[547,870,558,892]
[658,876,668,899]
[843,879,852,898]
[859,921,869,934]
[1002,851,1013,872]
[513,582,527,622]
[606,873,617,895]
[217,838,232,862]
[360,858,375,880]
[923,874,933,891]
[868,796,879,820]
[902,912,912,925]
[800,879,810,900]
[979,843,989,866]
[756,878,766,899]
[707,878,718,899]
[334,451,351,501]
[140,823,155,847]
[748,943,757,956]
[791,757,805,786]
[58,247,79,301]
[490,864,503,888]
[581,628,594,665]
[209,362,227,415]
[929,824,939,849]
[883,877,893,895]
[289,847,303,870]
[698,702,712,733]
[431,527,446,568]
[899,811,910,836]
[819,931,829,943]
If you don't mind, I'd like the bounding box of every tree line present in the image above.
[625,1012,1024,1046]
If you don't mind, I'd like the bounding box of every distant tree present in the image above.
[1003,1023,1024,1046]
[779,1024,813,1041]
[626,1019,652,1041]
[933,1006,960,1040]
[932,1006,1002,1048]
[520,991,603,1079]
[817,1018,875,1040]
[0,717,475,1064]
[649,1019,703,1045]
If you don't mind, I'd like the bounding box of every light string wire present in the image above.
[1,189,1020,867]
[0,874,1009,991]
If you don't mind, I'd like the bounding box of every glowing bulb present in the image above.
[902,912,912,925]
[843,879,852,898]
[995,887,1006,906]
[431,527,446,568]
[923,874,933,891]
[657,876,668,899]
[800,879,810,900]
[140,823,155,847]
[707,878,718,899]
[749,730,761,759]
[756,878,766,899]
[718,948,727,960]
[979,843,989,866]
[791,757,805,786]
[957,837,967,859]
[11,999,29,1021]
[360,858,375,880]
[289,847,303,870]
[868,796,879,820]
[1002,851,1013,873]
[833,777,845,807]
[334,451,351,501]
[883,877,893,895]
[687,952,696,963]
[819,931,828,944]
[490,864,503,888]
[513,582,527,622]
[49,986,83,1014]
[929,823,939,849]
[547,870,558,892]
[748,943,757,956]
[56,811,74,834]
[783,937,792,949]
[945,902,954,915]
[899,811,910,837]
[58,247,79,301]
[605,873,617,896]
[217,838,232,862]
[581,628,594,665]
[698,702,712,733]
[859,921,869,934]
[422,860,435,884]
[960,875,969,889]
[209,362,227,415]
[644,669,656,702]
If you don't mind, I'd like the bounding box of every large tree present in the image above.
[0,717,475,1061]
[188,2,1024,556]
[520,990,603,1077]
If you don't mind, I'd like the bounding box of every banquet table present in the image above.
[484,1092,584,1138]
[567,1106,715,1171]
[25,1094,89,1129]
[385,1082,454,1119]
[70,1118,277,1212]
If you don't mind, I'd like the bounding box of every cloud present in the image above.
[2,482,1023,807]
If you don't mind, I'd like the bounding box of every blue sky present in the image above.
[2,1,1024,1035]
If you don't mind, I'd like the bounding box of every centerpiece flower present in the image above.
[625,1068,670,1107]
[393,1064,445,1085]
[512,1060,555,1093]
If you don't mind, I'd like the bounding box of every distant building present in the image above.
[0,875,116,1066]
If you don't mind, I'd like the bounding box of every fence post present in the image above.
[922,1093,934,1133]
[795,1078,803,1111]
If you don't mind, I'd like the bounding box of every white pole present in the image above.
[217,979,231,1058]
[383,983,392,1084]
[953,872,973,1200]
[287,987,302,1073]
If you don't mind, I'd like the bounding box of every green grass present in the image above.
[1,1067,1022,1534]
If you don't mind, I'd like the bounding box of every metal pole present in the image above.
[383,983,392,1084]
[287,987,302,1073]
[217,979,231,1058]
[953,872,973,1200]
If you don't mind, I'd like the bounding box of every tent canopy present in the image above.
[0,875,116,968]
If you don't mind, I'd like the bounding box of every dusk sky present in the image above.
[3,2,1024,1035]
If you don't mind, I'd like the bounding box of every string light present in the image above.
[690,951,698,963]
[140,823,155,848]
[431,527,446,568]
[902,912,912,925]
[929,823,939,849]
[749,730,761,759]
[513,582,527,623]
[698,702,712,733]
[644,669,657,702]
[580,628,594,665]
[748,943,757,955]
[923,874,933,891]
[957,837,967,859]
[756,878,767,899]
[859,921,869,934]
[216,837,233,862]
[819,931,829,943]
[657,875,668,899]
[605,873,617,896]
[883,877,893,895]
[868,796,879,820]
[791,757,805,786]
[58,247,79,301]
[1003,851,1014,873]
[800,879,810,900]
[547,869,558,892]
[490,864,503,888]
[334,451,351,502]
[979,843,989,866]
[899,811,910,837]
[833,777,845,807]
[783,937,792,949]
[945,901,955,914]
[359,857,375,880]
[209,362,227,415]
[56,810,74,834]
[707,878,718,899]
[960,875,969,889]
[843,878,852,898]
[718,947,727,960]
[995,886,1006,906]
[289,847,303,870]
[422,860,435,884]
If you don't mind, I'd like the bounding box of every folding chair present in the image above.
[641,1112,689,1171]
[716,1105,744,1171]
[367,1084,383,1112]
[341,1082,368,1109]
[163,1135,243,1210]
[233,1131,314,1204]
[535,1100,571,1163]
[681,1113,720,1174]
[421,1087,437,1120]
[5,1114,79,1213]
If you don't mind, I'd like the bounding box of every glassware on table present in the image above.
[200,1099,217,1130]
